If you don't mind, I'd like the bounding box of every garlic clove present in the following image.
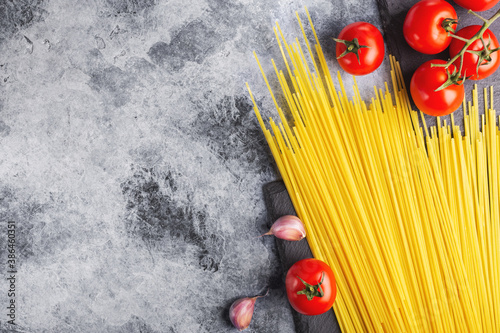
[263,215,306,241]
[229,290,268,331]
[229,297,256,331]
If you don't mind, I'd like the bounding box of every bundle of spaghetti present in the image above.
[246,8,499,332]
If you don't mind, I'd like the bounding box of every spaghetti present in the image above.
[247,8,499,332]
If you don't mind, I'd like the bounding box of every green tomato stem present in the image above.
[469,10,489,23]
[442,18,458,34]
[449,33,470,43]
[433,8,500,71]
[435,66,465,91]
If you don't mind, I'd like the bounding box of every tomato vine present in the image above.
[432,8,500,89]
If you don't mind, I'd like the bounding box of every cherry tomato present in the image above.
[452,0,499,11]
[449,25,500,80]
[285,258,337,316]
[403,0,457,54]
[410,60,464,116]
[335,22,384,75]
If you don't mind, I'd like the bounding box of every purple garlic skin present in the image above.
[229,296,257,331]
[264,215,306,241]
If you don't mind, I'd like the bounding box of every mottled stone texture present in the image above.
[0,0,393,332]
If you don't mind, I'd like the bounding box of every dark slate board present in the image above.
[263,180,341,333]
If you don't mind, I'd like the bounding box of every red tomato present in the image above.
[452,0,499,11]
[410,60,464,116]
[449,25,500,80]
[335,22,384,75]
[285,258,337,316]
[403,0,457,54]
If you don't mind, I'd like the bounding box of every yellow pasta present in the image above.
[247,8,499,332]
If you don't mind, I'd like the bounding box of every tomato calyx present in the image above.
[333,37,371,64]
[431,65,465,91]
[296,272,325,301]
[441,18,458,34]
[465,38,500,72]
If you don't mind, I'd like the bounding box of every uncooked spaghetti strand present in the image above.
[248,11,499,331]
[426,135,480,330]
[287,124,376,332]
[282,87,376,330]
